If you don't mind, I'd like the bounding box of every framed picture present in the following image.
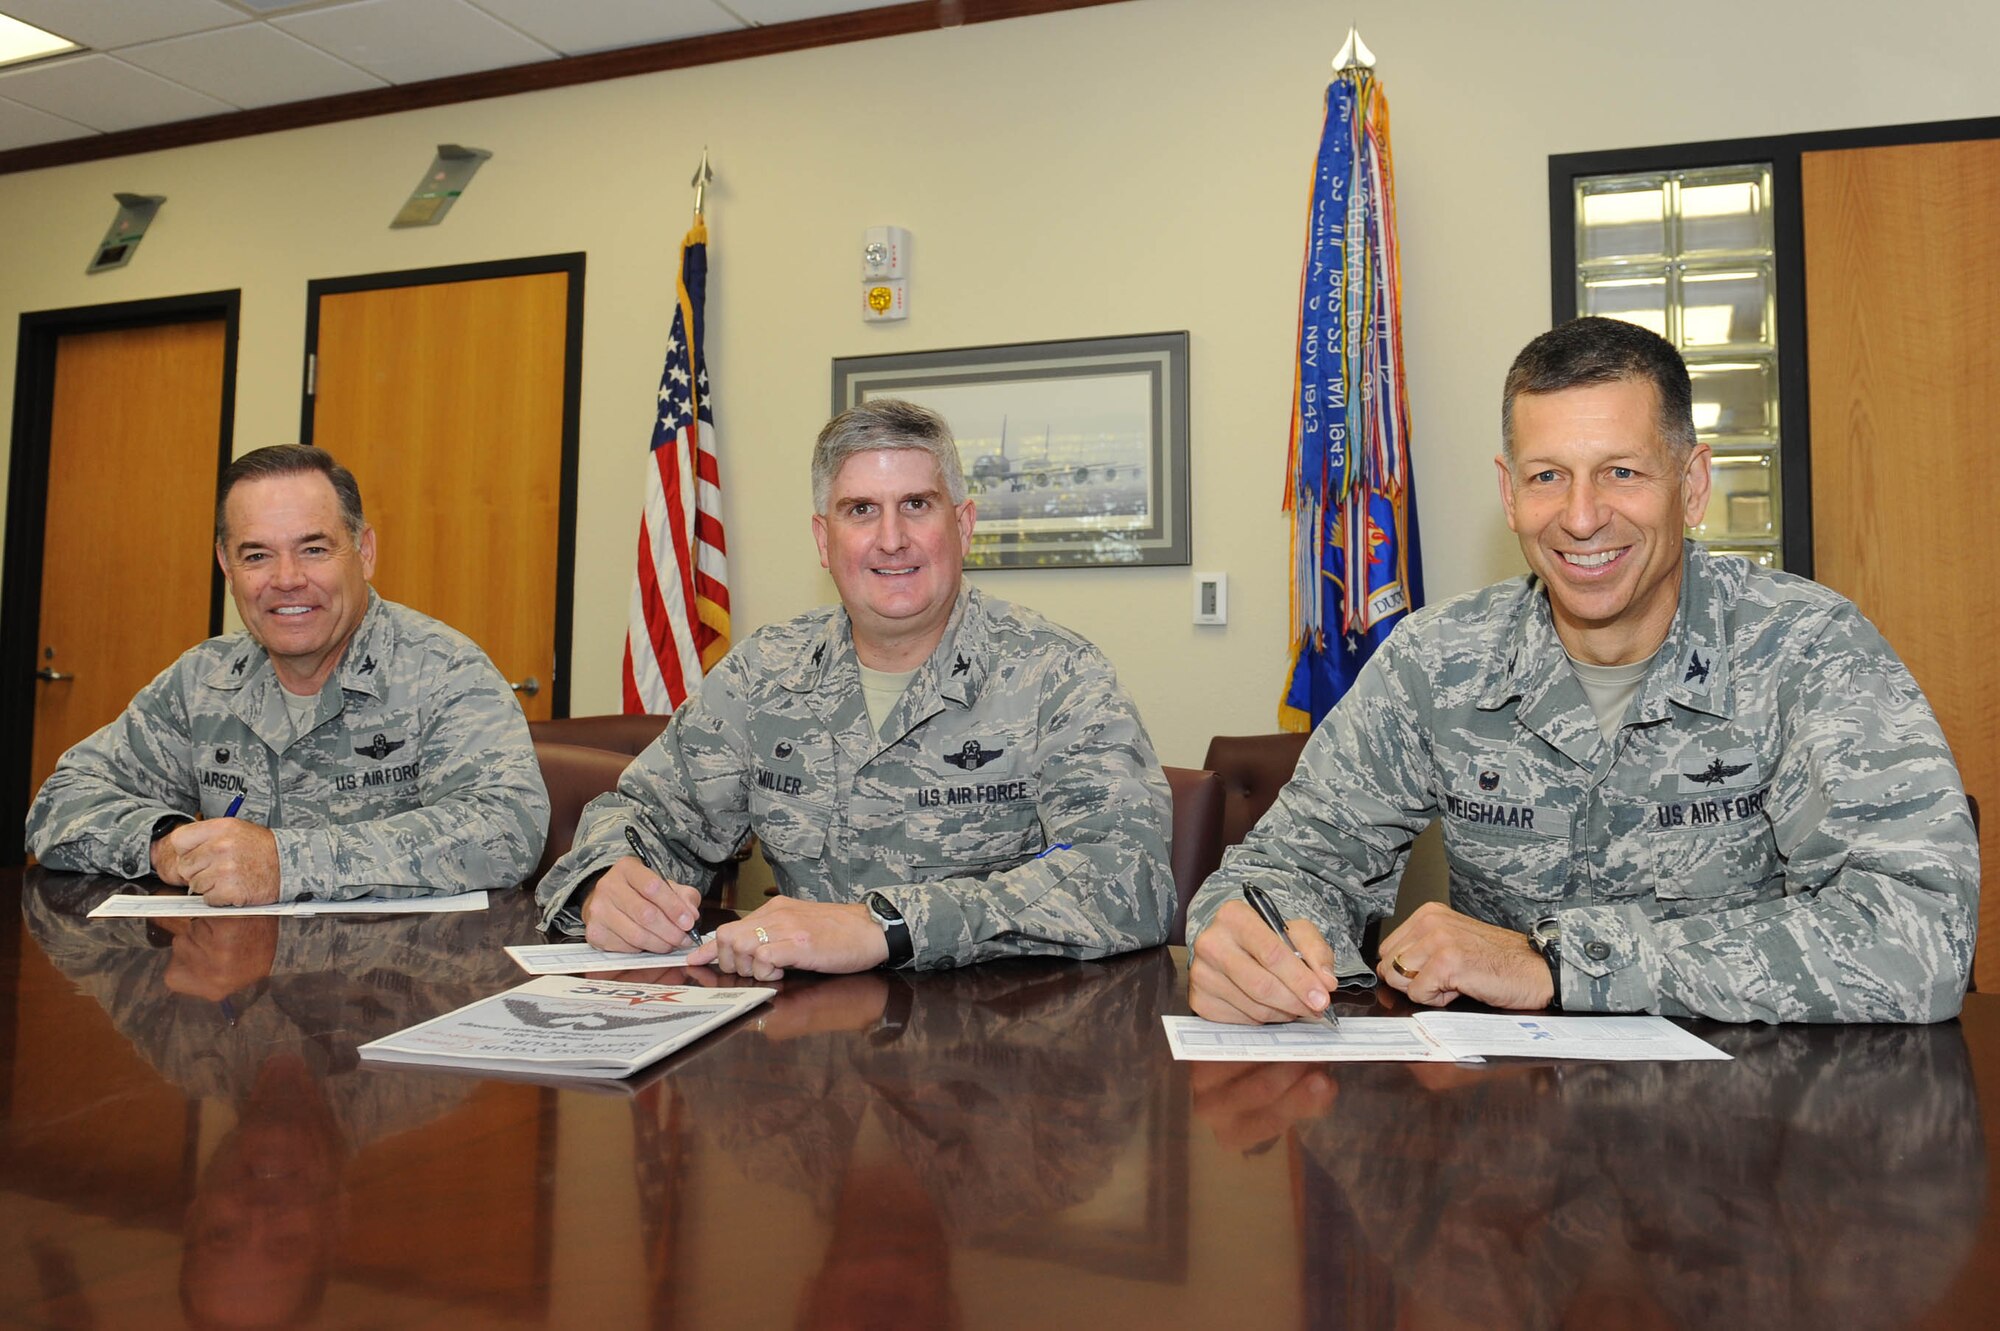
[832,332,1191,569]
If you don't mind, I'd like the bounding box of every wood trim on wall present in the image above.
[0,0,1134,177]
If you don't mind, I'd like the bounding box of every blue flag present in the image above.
[1280,69,1423,731]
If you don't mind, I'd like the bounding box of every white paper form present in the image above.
[1163,1012,1729,1064]
[1161,1015,1464,1063]
[86,891,490,919]
[506,942,696,975]
[1412,1013,1732,1062]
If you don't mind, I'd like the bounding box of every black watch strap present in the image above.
[866,892,914,969]
[1529,916,1562,1007]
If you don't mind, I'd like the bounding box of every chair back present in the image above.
[1163,765,1226,945]
[528,714,671,756]
[533,741,632,878]
[1202,732,1311,848]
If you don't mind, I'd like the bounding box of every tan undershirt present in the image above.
[1568,650,1657,742]
[282,686,320,739]
[859,664,917,737]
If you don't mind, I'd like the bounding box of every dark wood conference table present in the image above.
[3,864,1997,1329]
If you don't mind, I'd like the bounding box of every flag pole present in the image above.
[690,147,714,219]
[1332,25,1374,71]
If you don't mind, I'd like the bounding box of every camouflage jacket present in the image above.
[1189,545,1978,1022]
[537,586,1174,968]
[26,594,549,900]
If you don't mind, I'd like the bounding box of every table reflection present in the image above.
[664,952,1182,1325]
[1195,1016,1986,1330]
[7,865,1991,1330]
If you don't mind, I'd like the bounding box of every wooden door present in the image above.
[1803,138,2000,987]
[30,321,225,797]
[307,269,572,722]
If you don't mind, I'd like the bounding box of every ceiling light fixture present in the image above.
[0,12,79,69]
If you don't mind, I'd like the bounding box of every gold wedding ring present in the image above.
[1391,954,1418,980]
[754,926,770,945]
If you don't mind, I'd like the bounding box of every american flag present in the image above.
[624,220,730,713]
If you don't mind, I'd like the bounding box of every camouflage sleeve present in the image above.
[1562,610,1978,1022]
[534,655,754,931]
[1185,635,1438,985]
[872,648,1175,969]
[25,659,199,878]
[273,646,550,901]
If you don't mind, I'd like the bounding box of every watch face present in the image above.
[1531,918,1560,953]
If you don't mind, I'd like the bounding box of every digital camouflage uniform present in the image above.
[537,586,1174,968]
[26,594,549,900]
[1188,544,1978,1022]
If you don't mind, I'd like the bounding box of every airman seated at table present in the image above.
[1187,317,1977,1024]
[536,399,1173,977]
[26,444,549,904]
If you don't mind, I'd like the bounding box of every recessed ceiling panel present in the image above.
[0,0,247,49]
[119,24,385,108]
[466,0,738,56]
[0,52,234,131]
[273,0,556,84]
[0,91,94,149]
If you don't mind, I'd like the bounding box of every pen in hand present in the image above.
[625,826,703,948]
[1243,884,1339,1030]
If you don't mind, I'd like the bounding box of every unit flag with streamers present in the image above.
[1279,65,1423,732]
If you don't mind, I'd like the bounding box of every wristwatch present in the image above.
[865,892,914,970]
[1528,916,1563,1007]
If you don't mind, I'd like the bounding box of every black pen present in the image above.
[1243,885,1339,1030]
[625,826,702,948]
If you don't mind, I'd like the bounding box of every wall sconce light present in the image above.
[87,192,165,274]
[391,144,492,228]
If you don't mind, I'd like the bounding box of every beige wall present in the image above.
[3,0,1998,766]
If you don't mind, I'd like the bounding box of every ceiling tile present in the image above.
[272,0,555,84]
[466,0,738,56]
[723,0,891,23]
[0,52,234,131]
[119,24,385,108]
[0,91,94,149]
[0,0,247,50]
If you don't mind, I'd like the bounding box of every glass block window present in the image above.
[1575,165,1782,567]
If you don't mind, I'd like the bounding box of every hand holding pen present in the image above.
[1241,885,1341,1031]
[577,826,707,953]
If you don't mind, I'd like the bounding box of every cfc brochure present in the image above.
[361,975,772,1079]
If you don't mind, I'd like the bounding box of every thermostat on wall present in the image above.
[1194,573,1228,625]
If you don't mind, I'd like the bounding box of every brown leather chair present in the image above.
[533,740,632,878]
[1164,765,1226,945]
[528,714,671,756]
[1202,731,1311,848]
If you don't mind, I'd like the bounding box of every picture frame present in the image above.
[832,332,1191,569]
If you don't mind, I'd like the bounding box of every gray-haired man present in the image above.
[27,444,549,904]
[1188,318,1977,1024]
[537,399,1173,977]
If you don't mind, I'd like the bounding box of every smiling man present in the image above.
[537,399,1173,976]
[27,445,549,904]
[1187,318,1977,1024]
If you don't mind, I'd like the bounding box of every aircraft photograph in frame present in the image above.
[832,332,1191,569]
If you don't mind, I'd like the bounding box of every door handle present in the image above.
[510,676,541,698]
[34,667,74,682]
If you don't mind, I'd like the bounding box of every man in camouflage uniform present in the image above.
[1189,318,1976,1024]
[537,399,1172,976]
[27,444,548,904]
